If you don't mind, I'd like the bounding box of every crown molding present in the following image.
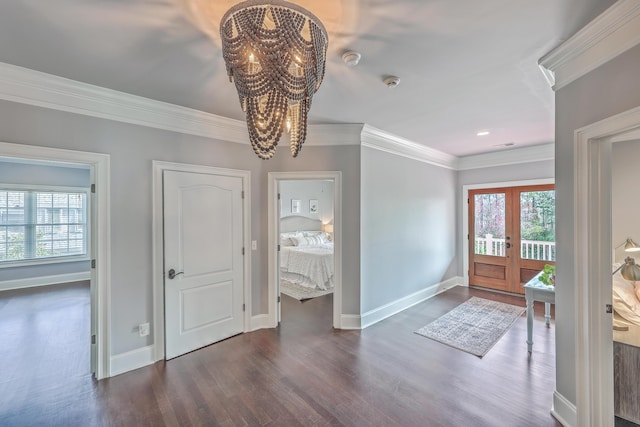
[0,62,250,143]
[457,143,555,171]
[538,0,640,91]
[360,125,458,170]
[0,62,554,170]
[0,61,366,148]
[306,123,364,146]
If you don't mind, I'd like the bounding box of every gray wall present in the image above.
[0,161,90,186]
[0,99,362,355]
[0,160,91,281]
[360,147,457,313]
[612,140,640,263]
[457,159,555,275]
[279,179,334,223]
[555,43,640,406]
[264,146,361,315]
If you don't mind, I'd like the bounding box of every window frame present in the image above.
[0,184,91,268]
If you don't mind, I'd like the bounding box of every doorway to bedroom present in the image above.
[278,179,335,324]
[268,172,342,329]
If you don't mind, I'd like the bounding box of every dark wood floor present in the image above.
[0,284,563,426]
[0,281,91,426]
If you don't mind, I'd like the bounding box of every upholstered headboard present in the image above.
[280,215,322,233]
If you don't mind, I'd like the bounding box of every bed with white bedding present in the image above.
[280,216,334,291]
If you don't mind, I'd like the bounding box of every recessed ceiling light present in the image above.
[477,131,490,136]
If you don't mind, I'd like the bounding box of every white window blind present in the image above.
[0,189,88,263]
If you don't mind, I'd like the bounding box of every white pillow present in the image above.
[280,232,302,247]
[292,234,327,247]
[303,231,331,241]
[280,237,294,247]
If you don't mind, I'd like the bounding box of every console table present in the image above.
[524,272,555,355]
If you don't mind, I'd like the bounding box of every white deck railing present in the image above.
[474,234,555,261]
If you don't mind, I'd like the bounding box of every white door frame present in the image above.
[574,105,640,426]
[152,161,251,361]
[267,171,342,328]
[462,178,555,286]
[0,141,111,379]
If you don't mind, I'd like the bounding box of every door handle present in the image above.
[506,243,511,249]
[167,268,184,280]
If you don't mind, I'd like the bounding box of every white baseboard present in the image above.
[551,390,577,427]
[249,314,271,331]
[0,271,91,292]
[360,276,463,329]
[340,314,362,329]
[109,345,155,377]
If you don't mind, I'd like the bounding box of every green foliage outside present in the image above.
[539,264,556,286]
[520,191,555,242]
[1,228,63,261]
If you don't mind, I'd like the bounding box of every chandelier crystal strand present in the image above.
[220,0,328,159]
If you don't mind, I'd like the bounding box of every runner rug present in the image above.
[414,297,525,357]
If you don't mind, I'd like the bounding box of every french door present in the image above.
[468,184,555,294]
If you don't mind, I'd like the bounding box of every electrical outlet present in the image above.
[138,322,150,337]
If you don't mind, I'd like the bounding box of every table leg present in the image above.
[545,302,551,327]
[527,295,534,355]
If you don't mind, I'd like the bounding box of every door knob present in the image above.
[168,268,184,280]
[506,243,512,249]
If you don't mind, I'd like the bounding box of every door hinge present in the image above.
[606,304,613,314]
[91,259,96,269]
[278,244,281,251]
[91,334,96,344]
[242,247,245,255]
[278,193,281,200]
[241,190,245,199]
[91,184,96,194]
[467,198,469,204]
[242,303,246,312]
[278,296,281,303]
[467,234,469,240]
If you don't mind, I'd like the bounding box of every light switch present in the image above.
[251,240,257,250]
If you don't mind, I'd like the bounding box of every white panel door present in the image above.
[164,170,244,359]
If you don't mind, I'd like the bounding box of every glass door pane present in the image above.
[520,190,556,261]
[473,193,506,257]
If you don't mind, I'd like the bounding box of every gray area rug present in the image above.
[415,297,526,357]
[280,281,333,301]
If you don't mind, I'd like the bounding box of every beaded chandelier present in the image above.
[220,0,328,159]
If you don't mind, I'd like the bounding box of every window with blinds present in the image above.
[0,189,88,264]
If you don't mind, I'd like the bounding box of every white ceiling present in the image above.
[0,0,613,157]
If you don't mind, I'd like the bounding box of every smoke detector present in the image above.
[342,51,361,67]
[383,76,400,88]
